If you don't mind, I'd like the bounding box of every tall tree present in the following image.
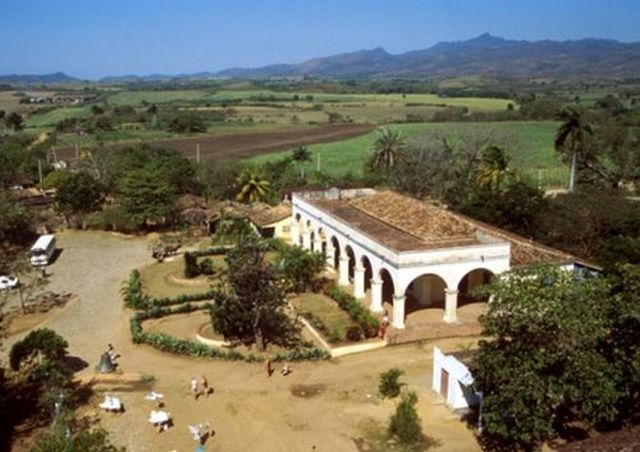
[55,172,104,225]
[369,127,405,172]
[474,265,623,448]
[210,238,298,350]
[6,112,24,132]
[147,104,158,129]
[555,107,593,192]
[117,164,177,228]
[235,170,271,203]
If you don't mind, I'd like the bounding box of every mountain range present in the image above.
[217,33,640,79]
[4,34,640,83]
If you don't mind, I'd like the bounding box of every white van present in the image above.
[30,234,56,266]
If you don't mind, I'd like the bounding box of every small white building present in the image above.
[432,347,480,410]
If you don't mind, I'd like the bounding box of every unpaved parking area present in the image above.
[1,230,152,366]
[3,231,481,451]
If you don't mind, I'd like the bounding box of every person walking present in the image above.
[201,375,210,398]
[191,376,199,400]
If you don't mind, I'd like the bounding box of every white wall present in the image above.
[292,194,510,295]
[432,347,479,410]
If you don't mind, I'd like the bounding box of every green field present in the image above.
[250,121,569,187]
[104,89,511,112]
[25,106,91,128]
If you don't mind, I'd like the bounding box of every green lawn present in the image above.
[250,121,569,187]
[139,257,224,298]
[25,106,91,128]
[291,293,353,341]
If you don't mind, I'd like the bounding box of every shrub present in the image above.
[388,391,422,445]
[327,328,344,343]
[199,257,215,275]
[379,368,405,398]
[184,252,199,278]
[346,325,363,342]
[121,270,147,309]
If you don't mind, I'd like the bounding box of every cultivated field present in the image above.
[55,123,375,161]
[251,121,570,187]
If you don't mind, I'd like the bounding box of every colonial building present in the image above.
[291,188,595,330]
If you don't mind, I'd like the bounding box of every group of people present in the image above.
[265,359,291,377]
[190,375,211,400]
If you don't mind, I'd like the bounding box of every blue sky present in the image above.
[1,0,639,79]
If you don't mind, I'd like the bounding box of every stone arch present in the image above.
[316,227,327,255]
[379,267,396,305]
[344,244,356,281]
[361,254,373,292]
[330,236,341,270]
[404,273,448,315]
[457,268,495,308]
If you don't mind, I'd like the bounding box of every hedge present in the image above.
[130,303,330,362]
[121,270,216,309]
[323,283,380,338]
[186,246,230,258]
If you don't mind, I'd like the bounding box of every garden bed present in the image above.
[139,258,222,298]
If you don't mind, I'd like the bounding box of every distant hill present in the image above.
[4,34,640,83]
[0,72,79,84]
[216,33,640,79]
[99,72,216,83]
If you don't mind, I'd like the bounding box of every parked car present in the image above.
[0,275,19,290]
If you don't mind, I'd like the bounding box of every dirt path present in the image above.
[55,123,374,161]
[2,231,480,452]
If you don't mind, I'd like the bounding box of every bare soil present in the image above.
[55,123,374,161]
[2,231,481,452]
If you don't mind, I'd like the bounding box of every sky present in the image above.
[1,0,640,79]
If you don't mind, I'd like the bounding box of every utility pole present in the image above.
[38,159,43,188]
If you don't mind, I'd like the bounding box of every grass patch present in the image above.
[139,258,224,298]
[25,106,91,127]
[291,293,353,342]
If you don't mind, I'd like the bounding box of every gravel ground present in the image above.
[1,230,151,370]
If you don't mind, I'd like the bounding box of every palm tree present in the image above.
[476,145,516,192]
[555,107,593,192]
[369,127,405,172]
[147,104,158,129]
[291,145,311,179]
[236,170,272,203]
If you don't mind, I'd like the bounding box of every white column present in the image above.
[443,289,459,323]
[290,221,299,246]
[353,265,365,299]
[392,294,405,329]
[370,278,383,312]
[301,231,311,250]
[338,256,350,286]
[313,236,323,254]
[325,242,335,271]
